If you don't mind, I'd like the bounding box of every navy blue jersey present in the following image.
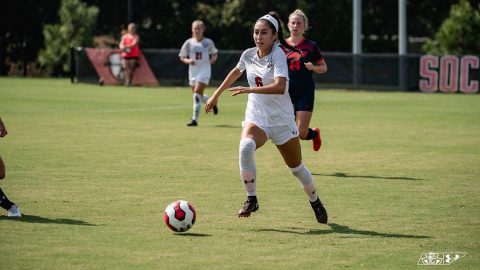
[281,38,324,92]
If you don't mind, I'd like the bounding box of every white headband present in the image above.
[258,14,278,32]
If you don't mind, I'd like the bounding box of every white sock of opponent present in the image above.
[239,138,256,196]
[290,162,318,202]
[192,93,202,121]
[201,94,209,103]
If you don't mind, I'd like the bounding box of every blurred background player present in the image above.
[119,23,140,86]
[179,20,219,126]
[282,9,328,151]
[0,117,21,217]
[205,12,328,223]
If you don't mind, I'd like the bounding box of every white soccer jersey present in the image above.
[236,44,295,127]
[179,38,218,84]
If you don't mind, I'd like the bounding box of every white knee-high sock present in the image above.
[201,94,209,104]
[290,162,318,202]
[192,93,202,121]
[239,138,256,196]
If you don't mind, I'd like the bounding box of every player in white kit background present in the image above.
[205,12,328,223]
[179,20,219,126]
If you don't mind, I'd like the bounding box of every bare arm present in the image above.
[205,67,243,113]
[210,53,218,65]
[119,36,125,49]
[229,77,287,96]
[180,57,195,65]
[304,61,328,74]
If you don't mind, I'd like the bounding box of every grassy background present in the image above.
[0,78,479,269]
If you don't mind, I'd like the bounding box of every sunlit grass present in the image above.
[0,78,479,269]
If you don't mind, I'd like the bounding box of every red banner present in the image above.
[85,48,158,86]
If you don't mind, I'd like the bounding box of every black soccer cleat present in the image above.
[187,120,198,127]
[310,198,328,224]
[213,105,219,115]
[238,199,259,217]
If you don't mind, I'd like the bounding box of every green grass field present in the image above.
[0,78,479,269]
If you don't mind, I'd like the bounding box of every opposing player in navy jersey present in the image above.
[179,20,219,126]
[205,12,328,224]
[281,9,328,151]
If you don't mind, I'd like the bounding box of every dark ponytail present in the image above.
[268,11,300,53]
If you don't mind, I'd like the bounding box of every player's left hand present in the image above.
[304,62,314,71]
[205,96,218,113]
[229,86,251,96]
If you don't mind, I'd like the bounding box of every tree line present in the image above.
[0,0,478,75]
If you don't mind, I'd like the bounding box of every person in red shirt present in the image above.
[119,23,140,86]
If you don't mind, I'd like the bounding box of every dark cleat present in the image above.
[213,105,219,115]
[187,120,198,127]
[310,198,328,223]
[238,199,259,217]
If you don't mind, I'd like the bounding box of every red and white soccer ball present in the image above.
[164,200,196,232]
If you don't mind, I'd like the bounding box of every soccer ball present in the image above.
[164,200,196,232]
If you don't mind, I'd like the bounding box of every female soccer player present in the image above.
[205,12,328,223]
[179,20,219,126]
[119,23,141,86]
[282,9,328,151]
[0,118,21,217]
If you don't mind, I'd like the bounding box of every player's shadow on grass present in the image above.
[312,172,423,181]
[173,232,211,237]
[255,223,430,239]
[0,214,97,226]
[213,124,240,129]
